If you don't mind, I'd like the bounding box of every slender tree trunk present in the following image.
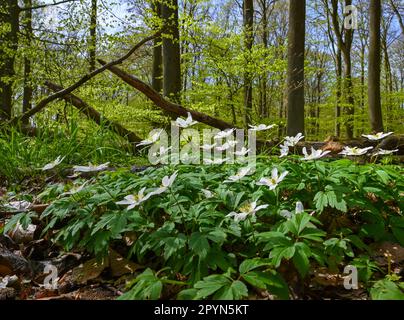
[22,0,33,121]
[389,0,404,35]
[368,0,383,132]
[286,0,306,136]
[162,0,181,103]
[0,0,19,120]
[260,0,268,117]
[335,48,342,137]
[359,41,365,135]
[151,0,163,92]
[89,0,97,72]
[243,0,254,127]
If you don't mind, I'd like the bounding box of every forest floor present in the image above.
[0,156,403,301]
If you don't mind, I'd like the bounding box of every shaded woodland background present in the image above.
[0,0,403,141]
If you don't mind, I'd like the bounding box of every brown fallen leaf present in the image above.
[71,257,108,285]
[109,249,140,277]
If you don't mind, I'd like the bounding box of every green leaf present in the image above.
[239,258,272,274]
[213,280,248,300]
[370,279,404,300]
[270,246,296,267]
[177,288,198,300]
[194,274,230,299]
[293,244,310,278]
[314,191,328,212]
[189,232,210,259]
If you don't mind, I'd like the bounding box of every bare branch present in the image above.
[9,32,160,125]
[19,0,80,12]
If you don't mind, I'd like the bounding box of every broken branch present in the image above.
[9,32,160,126]
[97,59,236,131]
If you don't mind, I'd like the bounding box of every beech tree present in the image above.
[368,0,384,132]
[162,0,181,103]
[286,0,306,136]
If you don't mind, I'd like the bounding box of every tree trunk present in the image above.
[368,0,383,133]
[260,0,268,117]
[335,48,342,137]
[151,0,163,93]
[22,0,33,121]
[0,0,19,120]
[243,0,254,127]
[162,0,181,103]
[89,0,97,72]
[286,0,306,136]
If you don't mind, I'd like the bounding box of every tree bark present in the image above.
[243,0,254,127]
[151,0,163,93]
[162,0,181,102]
[286,0,306,136]
[0,0,19,120]
[329,0,355,139]
[89,0,97,72]
[98,59,235,131]
[45,81,142,144]
[368,0,384,133]
[22,0,33,122]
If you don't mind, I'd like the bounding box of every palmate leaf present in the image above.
[314,191,328,212]
[270,246,296,268]
[194,274,231,299]
[213,280,248,300]
[239,258,273,274]
[189,232,210,259]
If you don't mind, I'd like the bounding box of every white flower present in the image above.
[280,201,304,219]
[151,146,172,158]
[339,146,373,156]
[256,168,289,191]
[234,147,250,157]
[216,140,238,151]
[62,180,90,196]
[248,124,276,131]
[116,187,154,210]
[362,132,393,141]
[200,143,217,151]
[226,201,269,222]
[203,158,229,165]
[373,149,399,156]
[42,156,65,171]
[73,162,110,173]
[301,147,331,161]
[225,166,253,183]
[150,171,178,195]
[279,144,289,158]
[201,189,214,199]
[214,129,235,140]
[136,129,163,147]
[284,133,304,147]
[175,112,198,128]
[3,200,32,211]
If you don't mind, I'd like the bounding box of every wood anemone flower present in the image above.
[256,168,289,191]
[362,132,393,141]
[226,201,269,222]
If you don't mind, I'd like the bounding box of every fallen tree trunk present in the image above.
[97,59,236,131]
[7,32,159,126]
[45,82,141,144]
